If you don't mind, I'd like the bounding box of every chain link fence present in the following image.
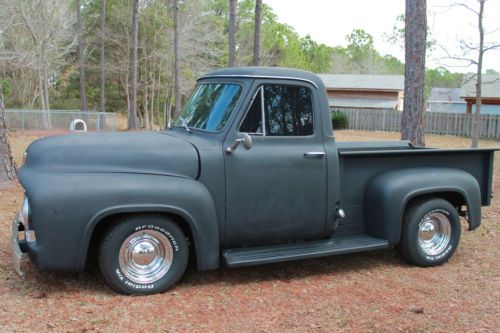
[5,109,117,132]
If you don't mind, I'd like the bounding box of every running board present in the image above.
[223,235,389,267]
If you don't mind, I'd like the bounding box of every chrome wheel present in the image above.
[418,212,452,256]
[119,230,173,284]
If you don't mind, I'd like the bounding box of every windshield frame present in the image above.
[171,81,245,134]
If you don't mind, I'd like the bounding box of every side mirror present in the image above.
[226,133,253,154]
[240,133,253,149]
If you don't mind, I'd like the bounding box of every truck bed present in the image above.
[335,141,496,236]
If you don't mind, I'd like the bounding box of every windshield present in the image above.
[173,83,242,132]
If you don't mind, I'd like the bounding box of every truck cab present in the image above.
[177,68,340,248]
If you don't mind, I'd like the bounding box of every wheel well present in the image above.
[406,192,467,213]
[85,212,196,270]
[396,191,468,246]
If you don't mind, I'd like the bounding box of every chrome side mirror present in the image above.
[226,133,253,154]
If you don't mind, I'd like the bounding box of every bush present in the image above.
[331,111,348,130]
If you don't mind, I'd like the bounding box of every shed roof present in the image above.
[460,74,500,99]
[328,97,399,109]
[429,88,462,102]
[318,74,404,91]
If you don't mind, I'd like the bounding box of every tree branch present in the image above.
[461,73,477,85]
[436,45,478,66]
[483,43,500,52]
[459,40,480,51]
[450,2,479,16]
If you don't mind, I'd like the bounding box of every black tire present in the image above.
[98,215,189,295]
[397,198,461,267]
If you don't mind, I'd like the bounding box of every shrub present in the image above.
[331,111,348,130]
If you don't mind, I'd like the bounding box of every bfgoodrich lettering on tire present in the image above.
[397,198,461,267]
[98,215,189,295]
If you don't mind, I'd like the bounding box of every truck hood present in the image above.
[19,131,199,179]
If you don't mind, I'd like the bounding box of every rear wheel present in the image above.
[397,198,461,267]
[98,215,188,295]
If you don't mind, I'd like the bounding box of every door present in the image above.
[224,82,328,247]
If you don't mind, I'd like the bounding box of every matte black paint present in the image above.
[224,235,389,267]
[16,67,496,273]
[365,168,481,244]
[23,131,199,178]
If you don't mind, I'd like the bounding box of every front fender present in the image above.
[364,168,481,244]
[19,171,219,272]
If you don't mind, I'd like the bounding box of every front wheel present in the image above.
[397,198,461,267]
[98,215,189,295]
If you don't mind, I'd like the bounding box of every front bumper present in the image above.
[11,214,25,276]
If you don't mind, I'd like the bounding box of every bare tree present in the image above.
[229,0,237,67]
[471,0,486,148]
[128,0,139,129]
[1,0,75,120]
[173,0,180,118]
[446,1,500,147]
[175,0,226,101]
[5,0,76,128]
[253,0,262,66]
[99,0,106,113]
[401,0,426,147]
[0,86,16,181]
[76,0,87,112]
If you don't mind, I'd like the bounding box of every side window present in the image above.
[264,85,313,136]
[239,84,314,136]
[239,88,263,134]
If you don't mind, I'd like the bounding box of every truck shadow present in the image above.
[6,248,406,297]
[182,248,404,288]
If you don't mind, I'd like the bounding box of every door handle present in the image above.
[304,151,325,159]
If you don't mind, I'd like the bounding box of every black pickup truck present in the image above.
[12,67,496,295]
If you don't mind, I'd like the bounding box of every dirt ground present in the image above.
[0,130,499,333]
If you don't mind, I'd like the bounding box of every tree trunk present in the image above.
[143,56,150,130]
[76,0,87,112]
[0,87,16,182]
[42,63,52,129]
[42,60,50,111]
[229,0,237,67]
[150,10,158,130]
[163,59,172,129]
[137,101,144,127]
[173,0,180,119]
[99,0,106,113]
[124,76,130,119]
[37,66,46,111]
[253,0,262,66]
[149,75,155,130]
[401,0,426,147]
[168,84,174,127]
[163,91,168,130]
[37,57,51,129]
[128,0,139,129]
[472,0,485,148]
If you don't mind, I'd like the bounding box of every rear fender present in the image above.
[364,168,481,244]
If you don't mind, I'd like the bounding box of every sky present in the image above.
[264,0,500,73]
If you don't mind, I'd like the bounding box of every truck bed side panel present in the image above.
[337,148,495,237]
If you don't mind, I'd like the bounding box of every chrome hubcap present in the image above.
[119,230,173,284]
[418,212,452,256]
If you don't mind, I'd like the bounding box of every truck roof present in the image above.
[200,67,325,90]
